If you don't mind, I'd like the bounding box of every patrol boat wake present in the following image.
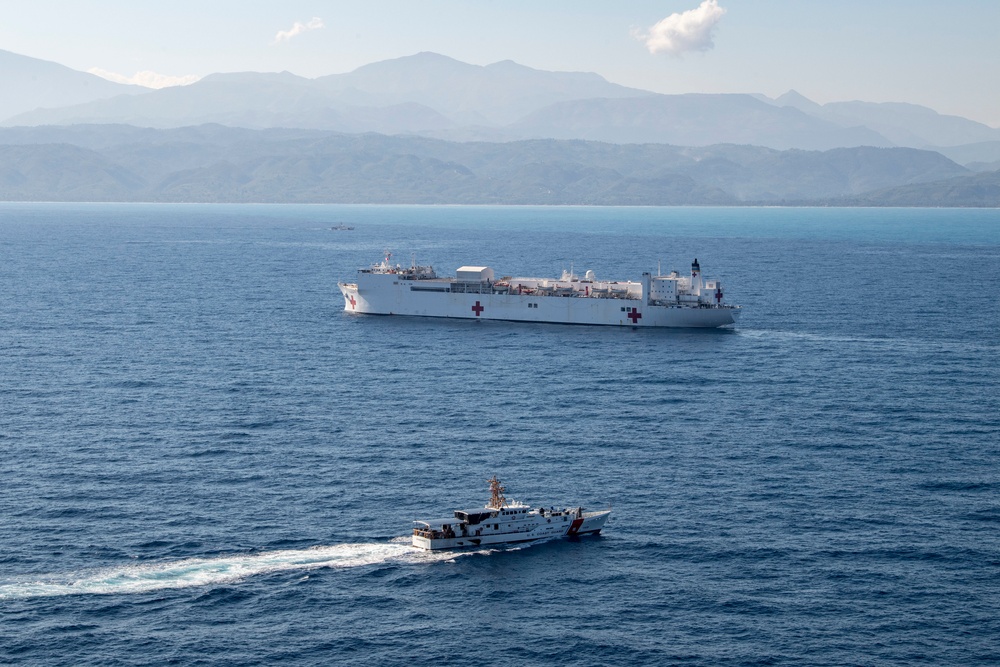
[340,253,740,328]
[412,476,611,550]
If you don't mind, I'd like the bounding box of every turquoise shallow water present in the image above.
[1,204,999,666]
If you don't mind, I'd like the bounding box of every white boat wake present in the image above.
[0,540,475,600]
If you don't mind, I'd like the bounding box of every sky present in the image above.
[2,0,998,126]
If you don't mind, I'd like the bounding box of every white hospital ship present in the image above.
[339,253,740,328]
[412,476,611,550]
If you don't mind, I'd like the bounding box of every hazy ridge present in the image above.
[1,50,998,206]
[1,125,982,205]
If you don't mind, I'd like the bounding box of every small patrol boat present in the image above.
[411,476,611,550]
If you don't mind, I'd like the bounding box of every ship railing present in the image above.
[589,292,638,300]
[649,298,734,308]
[445,280,644,300]
[396,270,438,280]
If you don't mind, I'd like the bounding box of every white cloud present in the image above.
[88,68,200,89]
[272,17,324,45]
[635,0,727,56]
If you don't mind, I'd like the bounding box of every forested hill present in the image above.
[3,125,989,206]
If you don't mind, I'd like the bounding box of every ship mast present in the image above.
[487,475,507,509]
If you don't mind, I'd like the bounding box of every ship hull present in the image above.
[340,277,738,328]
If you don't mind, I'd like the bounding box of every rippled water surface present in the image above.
[1,204,999,666]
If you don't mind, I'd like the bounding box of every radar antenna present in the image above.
[487,475,507,509]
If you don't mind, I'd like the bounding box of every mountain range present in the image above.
[0,124,984,205]
[1,48,998,205]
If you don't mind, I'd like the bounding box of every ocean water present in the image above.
[1,203,999,666]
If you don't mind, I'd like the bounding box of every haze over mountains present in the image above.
[0,49,140,122]
[2,48,998,205]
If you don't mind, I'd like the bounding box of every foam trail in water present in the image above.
[0,541,467,600]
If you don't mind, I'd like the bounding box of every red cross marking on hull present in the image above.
[472,301,485,316]
[348,295,357,309]
[627,310,642,324]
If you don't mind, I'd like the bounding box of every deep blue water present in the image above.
[1,203,999,666]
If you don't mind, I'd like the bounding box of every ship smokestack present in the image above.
[691,258,702,295]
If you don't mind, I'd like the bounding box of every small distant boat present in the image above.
[330,224,355,231]
[411,476,611,550]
